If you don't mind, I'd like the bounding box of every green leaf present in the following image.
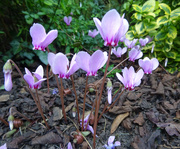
[126,31,135,40]
[155,29,167,41]
[142,0,155,12]
[65,46,70,54]
[167,25,177,39]
[134,13,142,20]
[170,7,180,19]
[132,4,142,12]
[44,0,54,6]
[0,31,5,34]
[34,51,48,65]
[145,22,158,31]
[157,16,169,25]
[167,67,177,74]
[165,51,177,59]
[159,3,171,15]
[10,40,21,55]
[135,22,145,34]
[146,12,156,17]
[175,54,180,62]
[163,43,171,52]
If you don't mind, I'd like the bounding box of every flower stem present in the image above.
[46,64,50,94]
[93,46,112,148]
[55,75,67,122]
[70,75,80,122]
[35,89,50,129]
[9,60,50,129]
[81,76,89,131]
[0,116,9,126]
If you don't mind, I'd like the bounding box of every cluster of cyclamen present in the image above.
[4,9,159,93]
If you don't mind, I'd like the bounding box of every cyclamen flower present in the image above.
[104,136,121,149]
[112,47,127,58]
[64,16,72,26]
[30,23,58,51]
[125,38,138,49]
[139,38,149,47]
[3,60,13,91]
[116,66,144,90]
[48,52,79,79]
[138,57,159,74]
[24,65,46,89]
[80,114,94,134]
[151,44,155,53]
[76,50,108,76]
[93,9,129,46]
[88,29,99,38]
[129,47,143,62]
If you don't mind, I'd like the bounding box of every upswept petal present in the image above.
[107,88,112,104]
[24,74,34,88]
[134,69,144,87]
[30,23,46,46]
[116,73,124,85]
[136,50,143,60]
[93,18,104,39]
[67,142,73,149]
[151,58,159,70]
[40,30,58,49]
[89,50,107,75]
[4,73,12,91]
[48,52,56,66]
[116,47,122,56]
[76,51,90,73]
[34,65,43,78]
[64,16,68,24]
[66,54,79,78]
[99,51,108,69]
[68,16,72,24]
[128,66,135,87]
[87,125,94,134]
[52,53,69,77]
[25,68,32,75]
[122,47,127,54]
[33,73,42,81]
[108,136,115,145]
[101,9,121,43]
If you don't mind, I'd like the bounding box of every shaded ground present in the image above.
[0,59,180,149]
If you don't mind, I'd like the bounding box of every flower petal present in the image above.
[24,74,34,89]
[101,9,121,43]
[52,53,69,77]
[108,136,115,145]
[34,65,44,79]
[30,23,46,47]
[76,51,90,74]
[134,69,144,87]
[116,72,124,85]
[89,50,107,75]
[87,125,94,134]
[93,18,104,39]
[40,30,58,49]
[4,73,12,91]
[25,68,32,75]
[66,54,79,78]
[34,78,46,89]
[114,141,121,146]
[48,52,56,66]
[67,142,73,149]
[151,58,159,70]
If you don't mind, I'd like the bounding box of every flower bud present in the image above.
[72,106,77,117]
[107,79,113,104]
[8,115,14,130]
[3,60,12,74]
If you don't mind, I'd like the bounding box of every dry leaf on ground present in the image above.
[111,112,129,134]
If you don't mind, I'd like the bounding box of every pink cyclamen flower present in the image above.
[93,9,129,46]
[129,47,143,62]
[116,66,144,90]
[76,50,108,76]
[64,16,72,26]
[88,29,99,38]
[67,142,73,149]
[138,57,159,74]
[125,38,138,49]
[48,52,79,79]
[80,114,94,134]
[104,136,121,149]
[139,38,149,47]
[3,60,13,91]
[30,23,58,51]
[112,47,127,58]
[24,65,46,89]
